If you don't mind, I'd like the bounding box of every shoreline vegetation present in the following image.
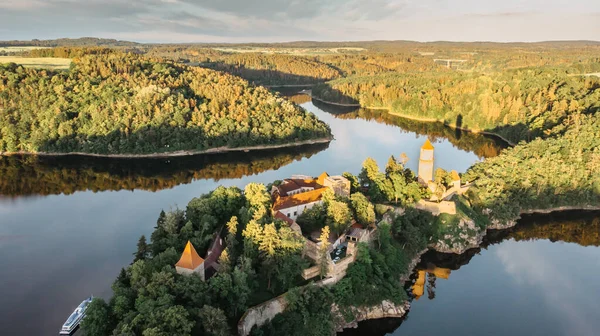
[4,43,598,335]
[311,68,600,145]
[81,132,600,335]
[0,137,332,159]
[308,92,517,146]
[0,51,332,156]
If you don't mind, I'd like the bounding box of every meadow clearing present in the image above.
[0,56,71,70]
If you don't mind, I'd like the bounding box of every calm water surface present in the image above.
[343,212,600,336]
[0,94,513,335]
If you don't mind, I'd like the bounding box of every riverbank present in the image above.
[0,137,333,159]
[338,205,600,332]
[265,84,316,88]
[308,92,516,146]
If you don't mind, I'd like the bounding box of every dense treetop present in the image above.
[313,68,600,143]
[465,113,600,224]
[0,53,331,155]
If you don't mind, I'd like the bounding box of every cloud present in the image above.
[0,0,598,42]
[0,0,48,10]
[496,241,600,336]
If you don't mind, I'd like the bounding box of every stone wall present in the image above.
[415,199,456,215]
[237,294,288,336]
[302,265,321,280]
[303,239,319,261]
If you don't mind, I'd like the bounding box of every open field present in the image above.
[213,47,366,55]
[0,56,71,70]
[0,46,49,53]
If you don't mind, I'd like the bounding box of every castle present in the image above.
[418,138,435,184]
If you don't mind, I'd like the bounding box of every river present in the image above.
[3,91,572,336]
[341,211,600,336]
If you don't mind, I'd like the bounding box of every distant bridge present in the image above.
[433,59,468,68]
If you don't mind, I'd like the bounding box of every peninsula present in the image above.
[0,50,332,156]
[80,103,600,335]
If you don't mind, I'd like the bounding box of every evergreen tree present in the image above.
[81,298,114,336]
[133,235,149,262]
[198,305,230,336]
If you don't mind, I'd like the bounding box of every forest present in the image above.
[312,68,600,144]
[0,52,331,155]
[79,156,445,336]
[3,41,600,335]
[464,112,600,225]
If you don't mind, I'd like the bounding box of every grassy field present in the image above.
[0,56,71,70]
[0,46,49,53]
[213,47,366,55]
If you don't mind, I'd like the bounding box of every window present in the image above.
[287,213,291,217]
[294,211,297,216]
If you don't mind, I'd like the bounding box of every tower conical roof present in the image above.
[175,241,204,270]
[317,172,329,185]
[421,139,434,150]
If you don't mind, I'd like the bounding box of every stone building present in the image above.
[323,175,351,198]
[273,188,326,221]
[175,241,205,278]
[418,139,435,184]
[450,170,461,189]
[175,234,224,281]
[271,172,350,221]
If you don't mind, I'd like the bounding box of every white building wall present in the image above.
[278,200,322,220]
[175,263,205,281]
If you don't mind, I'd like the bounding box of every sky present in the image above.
[0,0,598,43]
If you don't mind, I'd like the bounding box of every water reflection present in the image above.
[0,143,328,197]
[0,97,503,335]
[0,94,506,198]
[342,211,600,336]
[312,99,508,159]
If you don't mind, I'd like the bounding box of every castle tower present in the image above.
[175,241,206,280]
[418,139,434,184]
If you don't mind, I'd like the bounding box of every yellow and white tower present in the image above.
[418,139,434,184]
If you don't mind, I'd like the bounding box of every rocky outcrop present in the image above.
[487,205,600,230]
[333,301,411,332]
[434,218,485,254]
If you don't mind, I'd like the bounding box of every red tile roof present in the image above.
[274,210,296,226]
[273,188,326,210]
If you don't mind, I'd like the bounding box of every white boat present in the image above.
[59,296,93,335]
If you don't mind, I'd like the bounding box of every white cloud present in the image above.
[0,0,598,41]
[496,241,600,336]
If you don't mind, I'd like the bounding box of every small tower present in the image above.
[450,170,461,189]
[418,139,435,184]
[175,241,206,280]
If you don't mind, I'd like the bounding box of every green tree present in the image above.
[133,235,149,262]
[350,192,375,226]
[198,305,230,336]
[342,172,360,194]
[81,298,113,336]
[244,183,271,221]
[385,155,404,176]
[318,226,331,278]
[296,203,327,233]
[326,200,352,235]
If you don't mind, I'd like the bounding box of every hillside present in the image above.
[0,53,331,155]
[313,68,600,144]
